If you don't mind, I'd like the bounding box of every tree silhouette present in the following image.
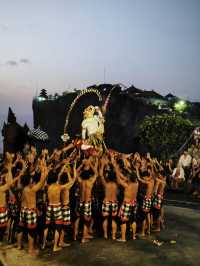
[139,114,194,160]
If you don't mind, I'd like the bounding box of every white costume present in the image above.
[172,167,185,181]
[179,153,192,168]
[81,105,104,151]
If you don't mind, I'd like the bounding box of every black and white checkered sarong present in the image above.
[119,200,137,222]
[19,207,37,229]
[0,207,8,227]
[102,201,118,217]
[46,204,63,225]
[62,205,71,225]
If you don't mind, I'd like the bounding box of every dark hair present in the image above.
[60,172,68,184]
[12,167,20,177]
[159,170,165,176]
[0,168,8,176]
[21,174,32,187]
[140,170,149,177]
[32,172,41,183]
[106,171,116,182]
[128,171,137,182]
[81,169,93,180]
[47,170,58,184]
[116,159,124,169]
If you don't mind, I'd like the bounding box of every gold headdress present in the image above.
[83,105,95,118]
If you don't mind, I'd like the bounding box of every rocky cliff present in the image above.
[32,84,162,153]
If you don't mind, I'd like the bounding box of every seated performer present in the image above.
[99,155,118,240]
[193,127,200,146]
[171,163,185,189]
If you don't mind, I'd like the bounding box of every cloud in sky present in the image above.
[4,59,31,66]
[20,58,30,64]
[6,60,18,66]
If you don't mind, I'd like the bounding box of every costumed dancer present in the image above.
[81,105,105,154]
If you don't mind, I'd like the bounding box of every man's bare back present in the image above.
[22,186,37,208]
[124,182,138,201]
[104,182,118,202]
[48,184,62,205]
[146,178,154,197]
[80,179,94,202]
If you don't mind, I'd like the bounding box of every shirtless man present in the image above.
[152,170,166,232]
[26,146,37,165]
[42,163,76,252]
[59,161,77,247]
[112,155,139,242]
[17,160,48,256]
[0,165,13,244]
[75,157,98,243]
[7,156,26,244]
[136,165,154,236]
[99,155,118,240]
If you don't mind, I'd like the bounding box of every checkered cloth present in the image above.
[142,196,152,212]
[0,207,8,227]
[46,204,63,225]
[62,205,71,225]
[119,200,137,221]
[19,207,37,229]
[152,193,163,210]
[102,201,118,217]
[28,126,49,141]
[76,201,92,219]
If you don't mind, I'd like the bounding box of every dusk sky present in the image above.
[0,0,200,117]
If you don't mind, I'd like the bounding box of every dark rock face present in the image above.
[32,85,160,153]
[2,84,200,154]
[105,92,158,152]
[2,108,29,154]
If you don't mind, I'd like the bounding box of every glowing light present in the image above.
[174,100,187,112]
[37,96,46,102]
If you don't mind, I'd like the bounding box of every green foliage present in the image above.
[139,114,194,160]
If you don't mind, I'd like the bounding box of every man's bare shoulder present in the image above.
[106,181,117,188]
[49,183,61,190]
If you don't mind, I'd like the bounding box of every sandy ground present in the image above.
[1,205,200,266]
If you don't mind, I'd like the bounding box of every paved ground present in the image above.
[1,203,200,266]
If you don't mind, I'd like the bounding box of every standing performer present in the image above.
[81,105,105,153]
[17,161,48,256]
[75,158,98,243]
[0,166,13,244]
[99,155,118,240]
[112,156,139,242]
[42,165,76,252]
